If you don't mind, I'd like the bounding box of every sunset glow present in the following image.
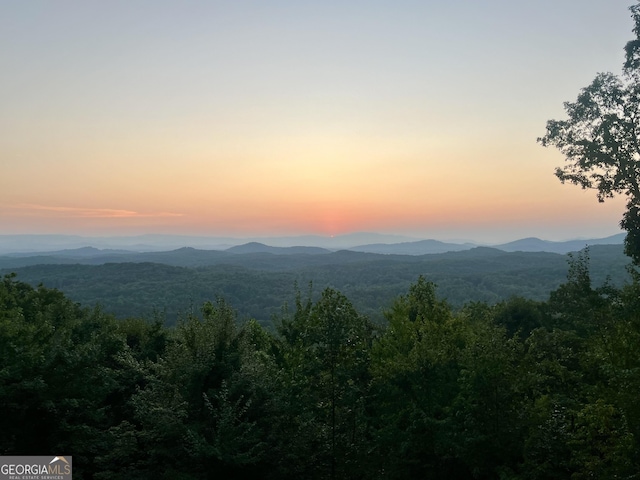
[0,1,632,243]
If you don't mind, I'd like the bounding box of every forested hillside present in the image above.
[2,248,639,478]
[1,244,628,326]
[4,1,640,476]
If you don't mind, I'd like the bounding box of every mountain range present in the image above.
[0,231,629,325]
[1,243,629,326]
[0,232,626,260]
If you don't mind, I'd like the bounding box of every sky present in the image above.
[0,0,635,243]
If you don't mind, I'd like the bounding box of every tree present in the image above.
[538,3,640,264]
[276,287,374,480]
[370,277,467,478]
[0,275,136,478]
[99,299,273,479]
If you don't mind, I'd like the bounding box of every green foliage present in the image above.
[97,298,276,479]
[2,244,629,327]
[569,400,635,479]
[274,287,375,480]
[0,274,134,478]
[2,254,640,479]
[492,296,548,339]
[370,277,467,477]
[539,3,640,264]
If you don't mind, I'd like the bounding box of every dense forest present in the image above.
[0,244,628,326]
[2,247,640,478]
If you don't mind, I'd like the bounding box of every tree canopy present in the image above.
[539,3,640,264]
[2,266,640,478]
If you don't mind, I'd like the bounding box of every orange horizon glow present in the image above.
[0,1,632,243]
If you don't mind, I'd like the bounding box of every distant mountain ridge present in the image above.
[0,232,420,254]
[349,239,476,255]
[1,244,629,325]
[226,242,331,255]
[0,232,625,259]
[349,233,625,255]
[492,234,626,254]
[6,246,136,258]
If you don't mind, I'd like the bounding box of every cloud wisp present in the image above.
[4,204,184,219]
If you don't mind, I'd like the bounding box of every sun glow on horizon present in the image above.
[0,1,632,242]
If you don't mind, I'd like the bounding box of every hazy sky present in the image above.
[0,1,634,242]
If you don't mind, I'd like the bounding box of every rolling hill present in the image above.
[1,244,629,327]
